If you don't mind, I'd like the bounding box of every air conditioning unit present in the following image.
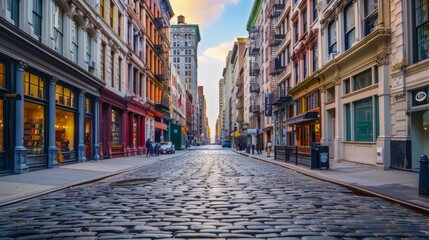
[329,52,338,60]
[134,30,141,37]
[86,60,96,70]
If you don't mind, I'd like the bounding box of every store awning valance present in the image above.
[286,112,319,125]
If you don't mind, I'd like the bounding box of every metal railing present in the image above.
[274,145,312,167]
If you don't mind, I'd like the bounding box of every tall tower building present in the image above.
[170,15,201,142]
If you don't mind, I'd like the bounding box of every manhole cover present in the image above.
[110,178,156,187]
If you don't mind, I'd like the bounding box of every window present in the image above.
[344,2,355,50]
[302,8,307,33]
[71,21,78,64]
[312,0,318,22]
[364,0,378,36]
[53,4,63,54]
[33,0,42,41]
[345,103,351,141]
[101,43,106,81]
[111,50,115,88]
[118,57,122,91]
[7,0,19,26]
[295,62,299,84]
[85,98,91,113]
[353,69,372,91]
[328,20,337,55]
[354,97,373,142]
[415,0,429,61]
[100,0,105,18]
[0,63,4,88]
[85,32,92,62]
[303,53,308,78]
[344,79,350,94]
[118,12,123,36]
[110,0,114,28]
[294,22,299,43]
[312,43,318,72]
[24,71,45,99]
[56,85,76,108]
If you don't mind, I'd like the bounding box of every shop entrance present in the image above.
[85,117,91,159]
[411,110,429,170]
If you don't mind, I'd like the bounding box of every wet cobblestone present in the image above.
[0,149,428,239]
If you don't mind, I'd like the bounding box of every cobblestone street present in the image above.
[0,148,428,239]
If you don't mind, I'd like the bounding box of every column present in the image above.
[14,61,29,173]
[78,89,86,162]
[122,109,128,157]
[334,78,343,162]
[376,54,391,169]
[48,77,58,168]
[320,87,328,145]
[106,104,112,157]
[93,97,100,160]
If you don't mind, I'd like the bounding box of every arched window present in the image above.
[344,2,355,50]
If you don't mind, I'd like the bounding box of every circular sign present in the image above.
[415,91,427,102]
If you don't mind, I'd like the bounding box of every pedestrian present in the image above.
[256,143,260,154]
[155,142,160,156]
[145,138,151,156]
[251,144,255,154]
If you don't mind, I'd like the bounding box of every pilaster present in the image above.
[93,97,100,160]
[334,77,343,162]
[48,77,58,168]
[77,89,86,162]
[14,61,29,174]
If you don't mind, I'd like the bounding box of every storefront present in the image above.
[407,88,429,171]
[125,99,151,156]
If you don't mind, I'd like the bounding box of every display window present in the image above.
[56,85,75,108]
[0,100,3,150]
[85,98,91,113]
[23,101,45,154]
[24,72,45,99]
[133,116,137,148]
[55,109,76,160]
[85,118,91,159]
[0,62,5,88]
[112,109,120,144]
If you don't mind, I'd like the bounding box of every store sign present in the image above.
[412,88,429,106]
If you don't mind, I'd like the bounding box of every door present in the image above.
[85,117,91,159]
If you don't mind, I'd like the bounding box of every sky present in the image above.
[169,0,253,142]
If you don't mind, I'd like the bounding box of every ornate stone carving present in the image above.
[376,54,389,66]
[17,60,28,70]
[50,76,59,84]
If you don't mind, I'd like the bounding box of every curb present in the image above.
[234,150,429,216]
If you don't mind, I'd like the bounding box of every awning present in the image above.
[286,112,319,125]
[231,131,247,138]
[246,129,261,135]
[154,121,168,130]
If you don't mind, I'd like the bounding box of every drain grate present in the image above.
[110,178,156,187]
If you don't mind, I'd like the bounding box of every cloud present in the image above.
[201,39,235,62]
[170,0,240,28]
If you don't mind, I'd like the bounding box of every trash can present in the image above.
[311,144,320,169]
[318,146,329,169]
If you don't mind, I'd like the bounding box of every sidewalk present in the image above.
[0,153,182,207]
[235,149,429,214]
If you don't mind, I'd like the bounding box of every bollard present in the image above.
[419,154,429,195]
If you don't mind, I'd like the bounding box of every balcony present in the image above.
[269,32,286,47]
[156,95,170,111]
[155,44,164,55]
[250,82,260,93]
[270,3,285,19]
[249,62,260,76]
[249,45,260,56]
[249,104,260,113]
[269,58,286,76]
[270,87,292,106]
[155,18,165,29]
[155,73,168,82]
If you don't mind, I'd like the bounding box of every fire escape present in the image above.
[268,0,290,106]
[249,26,260,115]
[154,11,170,111]
[236,73,244,125]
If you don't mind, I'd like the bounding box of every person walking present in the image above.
[155,142,160,156]
[145,138,151,156]
[251,144,255,154]
[256,143,260,154]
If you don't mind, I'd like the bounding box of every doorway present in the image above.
[85,118,91,159]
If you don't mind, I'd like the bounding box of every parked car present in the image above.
[160,142,175,154]
[222,140,231,148]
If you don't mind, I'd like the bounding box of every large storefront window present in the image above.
[55,109,76,161]
[24,72,45,99]
[56,85,75,107]
[411,110,429,169]
[354,98,373,141]
[133,116,138,148]
[24,102,45,155]
[0,100,3,151]
[112,109,120,145]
